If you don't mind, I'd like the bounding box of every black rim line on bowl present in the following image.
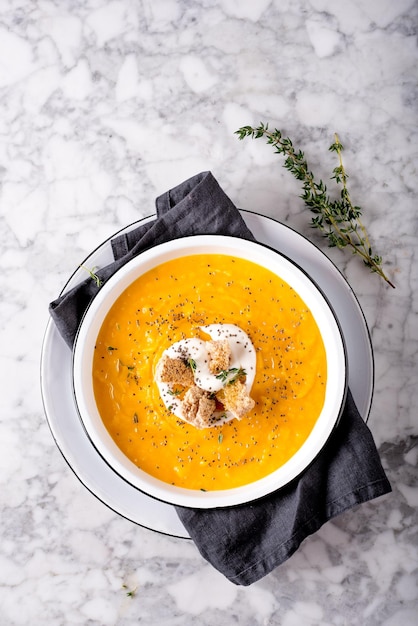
[40,210,372,529]
[70,234,349,510]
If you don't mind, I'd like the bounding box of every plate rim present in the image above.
[40,210,374,535]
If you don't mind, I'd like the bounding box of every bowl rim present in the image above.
[72,234,348,509]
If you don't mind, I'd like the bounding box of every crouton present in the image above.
[216,379,255,420]
[207,340,231,374]
[181,386,217,429]
[157,355,194,386]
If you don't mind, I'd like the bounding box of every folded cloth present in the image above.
[49,170,391,585]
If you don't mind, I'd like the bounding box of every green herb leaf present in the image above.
[122,584,137,597]
[79,264,103,287]
[187,358,197,372]
[168,388,182,396]
[216,367,247,385]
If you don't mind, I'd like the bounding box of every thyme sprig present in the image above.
[216,367,247,385]
[236,124,394,288]
[79,264,103,287]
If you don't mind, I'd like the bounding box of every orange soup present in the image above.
[93,254,327,490]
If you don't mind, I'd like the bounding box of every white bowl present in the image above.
[72,235,347,508]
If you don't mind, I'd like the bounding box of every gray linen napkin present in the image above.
[49,171,391,585]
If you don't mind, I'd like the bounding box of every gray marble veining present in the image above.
[0,0,417,624]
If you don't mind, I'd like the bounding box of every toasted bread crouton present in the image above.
[181,386,216,429]
[207,340,231,374]
[158,355,194,386]
[216,380,255,420]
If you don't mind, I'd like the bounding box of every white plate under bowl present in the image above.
[72,235,347,509]
[41,211,374,537]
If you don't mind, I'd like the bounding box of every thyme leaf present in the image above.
[168,388,182,396]
[186,358,197,372]
[79,264,103,287]
[236,124,395,288]
[122,584,137,597]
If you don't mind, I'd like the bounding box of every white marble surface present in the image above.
[1,0,417,624]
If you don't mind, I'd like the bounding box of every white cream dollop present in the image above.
[155,323,256,424]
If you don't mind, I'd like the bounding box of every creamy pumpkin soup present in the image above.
[93,254,327,490]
